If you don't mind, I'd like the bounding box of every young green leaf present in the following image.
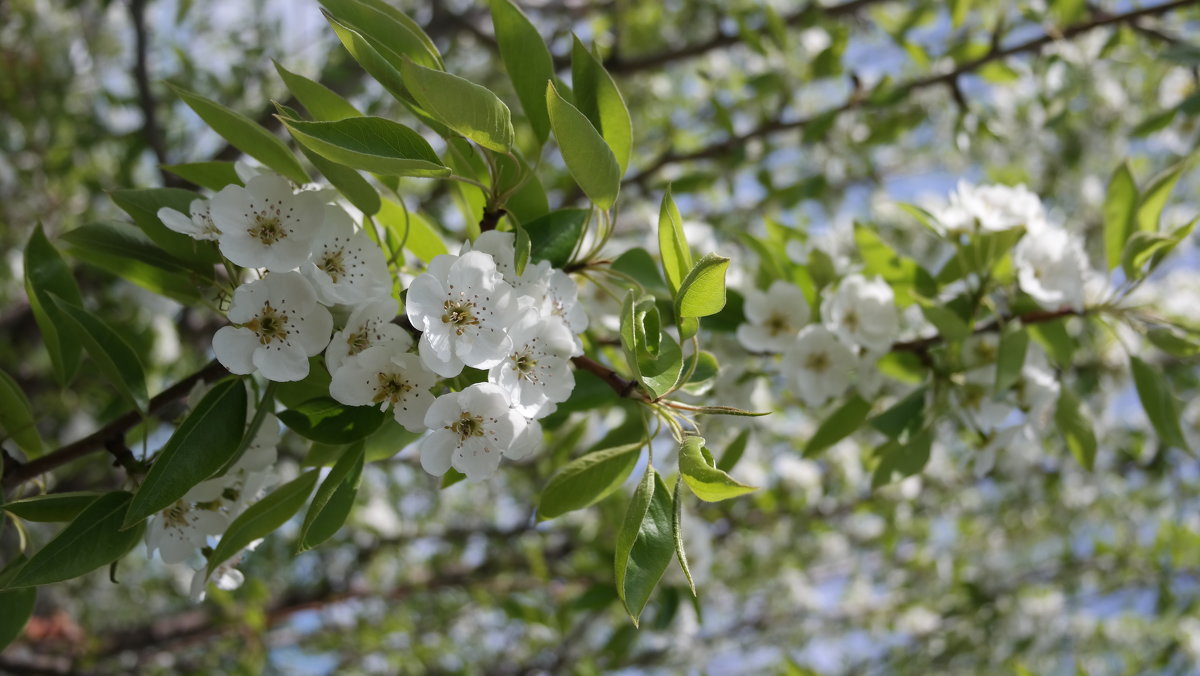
[676,253,731,319]
[671,475,696,596]
[523,208,588,268]
[400,59,514,152]
[1103,162,1137,270]
[24,226,83,384]
[916,297,971,341]
[3,492,101,523]
[0,587,35,652]
[1146,327,1200,357]
[166,83,307,185]
[1136,162,1185,233]
[614,467,675,626]
[161,161,242,191]
[318,0,442,70]
[869,387,927,440]
[513,222,532,277]
[537,442,642,520]
[273,101,381,216]
[717,429,752,473]
[60,221,216,305]
[871,427,933,488]
[1055,388,1097,470]
[0,368,43,456]
[296,443,365,552]
[206,470,319,576]
[280,116,449,177]
[994,323,1030,395]
[5,491,145,589]
[546,82,621,210]
[279,396,387,445]
[571,36,633,173]
[804,394,872,457]
[48,296,148,412]
[678,436,756,502]
[1130,356,1190,450]
[637,332,683,400]
[324,12,411,103]
[490,0,555,143]
[274,60,362,121]
[658,189,692,294]
[123,379,248,528]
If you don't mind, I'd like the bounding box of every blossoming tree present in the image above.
[3,0,1200,672]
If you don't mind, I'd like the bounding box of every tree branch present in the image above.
[128,0,175,186]
[890,307,1082,354]
[571,355,643,398]
[1,361,228,489]
[623,0,1197,188]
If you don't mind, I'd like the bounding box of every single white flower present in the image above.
[329,344,437,432]
[405,251,516,377]
[157,199,220,241]
[303,204,392,305]
[822,274,899,353]
[324,297,413,374]
[937,181,1047,234]
[213,272,333,382]
[1014,226,1087,311]
[145,501,228,565]
[210,173,324,272]
[782,325,856,407]
[419,383,527,481]
[737,280,810,353]
[489,309,576,419]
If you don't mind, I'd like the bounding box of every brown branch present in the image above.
[623,0,1198,188]
[571,355,642,398]
[1,361,228,489]
[891,307,1082,354]
[128,0,175,187]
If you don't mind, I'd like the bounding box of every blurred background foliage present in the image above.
[3,0,1200,673]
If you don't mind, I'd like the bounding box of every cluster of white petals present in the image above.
[935,181,1047,234]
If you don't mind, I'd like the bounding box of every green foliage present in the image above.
[24,226,83,384]
[490,0,555,143]
[546,82,621,210]
[615,467,674,625]
[280,116,450,177]
[296,443,365,552]
[677,436,756,502]
[571,36,633,173]
[206,470,319,576]
[48,296,149,412]
[3,492,102,523]
[400,59,515,152]
[278,397,388,445]
[538,442,642,520]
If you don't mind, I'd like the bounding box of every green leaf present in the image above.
[0,368,42,456]
[869,387,927,440]
[994,324,1030,395]
[546,82,621,210]
[109,188,222,266]
[161,161,242,190]
[637,332,683,400]
[490,0,554,143]
[206,470,319,576]
[1136,162,1185,233]
[324,12,411,104]
[48,296,148,412]
[377,199,449,263]
[1121,218,1198,280]
[1146,327,1200,357]
[24,226,83,384]
[280,116,449,177]
[916,297,970,341]
[871,427,933,488]
[1055,388,1097,470]
[676,253,730,319]
[296,444,365,552]
[804,395,872,457]
[274,60,362,121]
[537,442,642,520]
[0,587,35,651]
[1103,162,1138,270]
[400,59,514,152]
[273,101,381,216]
[717,429,751,473]
[658,189,692,295]
[166,82,306,185]
[679,350,719,395]
[3,492,102,523]
[60,221,216,305]
[1130,356,1189,450]
[123,379,248,528]
[678,436,756,502]
[571,36,633,173]
[671,475,695,596]
[1029,319,1075,367]
[523,208,589,268]
[441,468,467,489]
[513,222,531,277]
[318,0,442,70]
[855,224,937,306]
[5,491,145,588]
[279,397,387,445]
[614,467,675,626]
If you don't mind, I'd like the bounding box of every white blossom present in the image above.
[145,500,227,565]
[157,198,220,241]
[405,251,516,378]
[782,325,856,407]
[489,309,575,419]
[822,274,899,353]
[737,280,810,353]
[1014,225,1087,311]
[213,272,333,382]
[303,204,391,305]
[936,181,1047,234]
[329,344,437,432]
[419,383,527,481]
[325,297,413,374]
[210,173,324,272]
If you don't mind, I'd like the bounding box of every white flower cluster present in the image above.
[144,385,278,600]
[738,275,899,408]
[159,174,585,484]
